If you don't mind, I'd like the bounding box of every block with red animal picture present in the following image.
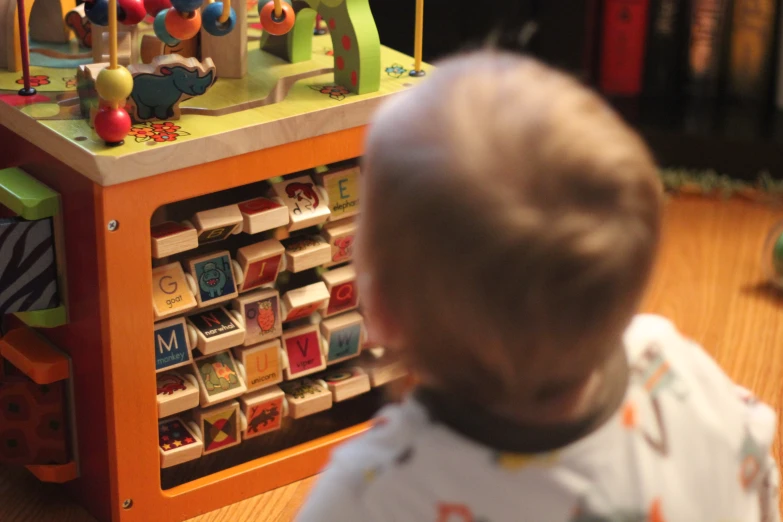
[156,370,200,418]
[233,339,286,391]
[186,306,245,355]
[193,400,242,455]
[158,417,203,468]
[231,288,282,346]
[237,197,289,234]
[320,311,365,365]
[314,164,360,222]
[282,323,327,379]
[236,240,285,292]
[192,350,247,407]
[240,385,286,440]
[150,221,198,258]
[320,264,359,318]
[283,235,331,273]
[321,218,356,267]
[320,366,370,402]
[190,204,243,245]
[270,175,331,232]
[281,282,330,323]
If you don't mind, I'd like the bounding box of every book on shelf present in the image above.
[728,0,777,103]
[643,0,689,97]
[688,0,732,98]
[600,0,652,96]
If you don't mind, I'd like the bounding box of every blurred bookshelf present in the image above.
[371,0,783,182]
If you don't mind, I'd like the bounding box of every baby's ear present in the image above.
[358,273,404,350]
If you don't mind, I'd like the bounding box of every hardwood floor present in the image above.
[1,195,782,522]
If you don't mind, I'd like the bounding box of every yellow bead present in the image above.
[95,67,134,103]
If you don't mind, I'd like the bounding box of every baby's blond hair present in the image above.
[358,51,662,414]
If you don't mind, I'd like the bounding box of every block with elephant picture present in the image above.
[192,350,247,407]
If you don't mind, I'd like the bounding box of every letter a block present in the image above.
[282,324,326,379]
[154,316,194,372]
[152,262,198,320]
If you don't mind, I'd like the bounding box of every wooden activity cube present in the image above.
[0,38,425,520]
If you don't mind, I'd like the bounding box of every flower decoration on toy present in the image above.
[258,0,295,35]
[763,221,783,289]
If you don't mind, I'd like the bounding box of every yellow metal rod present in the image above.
[109,0,118,70]
[274,0,282,17]
[219,0,230,23]
[413,0,423,72]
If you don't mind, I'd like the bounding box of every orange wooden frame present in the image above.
[2,124,372,522]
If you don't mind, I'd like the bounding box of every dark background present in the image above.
[370,0,783,181]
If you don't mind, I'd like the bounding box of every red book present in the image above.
[600,0,651,96]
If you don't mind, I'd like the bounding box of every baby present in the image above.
[296,51,780,521]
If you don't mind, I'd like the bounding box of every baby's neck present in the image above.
[414,348,629,453]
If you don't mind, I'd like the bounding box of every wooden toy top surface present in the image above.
[0,29,428,187]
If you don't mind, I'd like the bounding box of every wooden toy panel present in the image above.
[150,158,407,489]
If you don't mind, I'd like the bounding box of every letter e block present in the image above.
[315,164,360,222]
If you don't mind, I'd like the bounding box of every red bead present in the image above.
[144,0,171,16]
[118,0,147,24]
[259,1,295,36]
[95,106,131,144]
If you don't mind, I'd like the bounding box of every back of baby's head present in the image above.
[358,51,662,413]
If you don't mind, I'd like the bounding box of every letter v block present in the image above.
[282,323,326,379]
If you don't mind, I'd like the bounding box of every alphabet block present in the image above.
[154,317,194,372]
[270,176,331,232]
[236,240,285,292]
[321,366,370,402]
[321,218,356,267]
[280,378,332,419]
[320,311,364,364]
[283,235,331,273]
[315,164,360,221]
[320,264,359,318]
[156,370,199,418]
[282,324,326,379]
[185,251,239,307]
[193,400,242,455]
[151,221,198,258]
[159,418,203,468]
[231,289,282,346]
[238,197,289,234]
[152,263,198,320]
[234,339,285,391]
[281,282,330,323]
[192,350,247,407]
[240,385,285,440]
[186,307,245,355]
[190,204,243,245]
[358,351,407,387]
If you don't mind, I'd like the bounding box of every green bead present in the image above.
[773,232,783,277]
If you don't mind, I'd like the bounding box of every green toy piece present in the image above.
[772,231,783,277]
[200,359,240,393]
[0,168,60,221]
[260,0,381,94]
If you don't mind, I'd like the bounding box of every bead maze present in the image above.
[0,0,427,519]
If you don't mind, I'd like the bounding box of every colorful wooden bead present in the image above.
[202,2,236,36]
[144,0,171,16]
[118,0,147,24]
[169,0,204,12]
[94,106,132,144]
[259,1,295,36]
[84,0,109,26]
[95,67,134,102]
[165,8,202,40]
[154,10,180,46]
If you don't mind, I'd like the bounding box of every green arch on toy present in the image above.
[259,0,381,94]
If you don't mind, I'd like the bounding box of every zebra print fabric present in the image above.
[0,217,59,316]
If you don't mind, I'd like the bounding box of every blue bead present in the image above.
[85,0,109,26]
[202,3,236,36]
[154,9,181,46]
[169,0,203,13]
